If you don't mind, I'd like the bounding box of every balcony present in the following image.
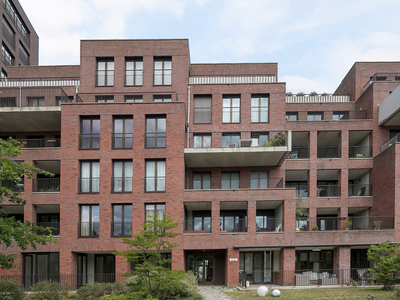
[381,133,400,152]
[32,178,60,193]
[220,217,247,233]
[185,177,283,190]
[288,146,309,159]
[348,184,372,197]
[256,217,283,232]
[286,93,350,103]
[35,222,60,236]
[317,185,340,197]
[184,219,211,233]
[184,131,291,168]
[379,84,400,126]
[19,138,61,148]
[1,180,24,192]
[297,216,394,231]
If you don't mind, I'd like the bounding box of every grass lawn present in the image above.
[225,287,398,299]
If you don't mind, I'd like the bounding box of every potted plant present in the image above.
[371,220,382,230]
[311,226,319,231]
[344,220,352,230]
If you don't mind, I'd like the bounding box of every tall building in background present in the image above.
[1,1,400,288]
[0,0,38,79]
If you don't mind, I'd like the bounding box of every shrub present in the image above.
[77,282,125,300]
[0,279,26,300]
[28,280,69,300]
[101,294,157,300]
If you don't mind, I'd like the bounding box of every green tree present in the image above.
[0,137,55,269]
[116,215,184,300]
[367,241,400,289]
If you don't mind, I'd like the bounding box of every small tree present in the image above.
[296,193,308,219]
[263,131,286,147]
[367,241,400,289]
[0,137,55,269]
[116,215,184,300]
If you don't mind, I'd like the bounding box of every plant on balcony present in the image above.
[310,91,318,96]
[371,220,382,230]
[286,92,293,96]
[311,226,319,231]
[344,219,353,230]
[296,92,305,96]
[321,92,329,96]
[263,131,286,147]
[0,137,55,269]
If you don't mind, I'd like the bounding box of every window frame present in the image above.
[250,171,269,189]
[286,112,298,121]
[112,116,133,149]
[153,57,172,86]
[193,133,211,148]
[145,115,166,148]
[79,117,100,150]
[192,172,211,189]
[332,111,349,120]
[251,94,269,123]
[79,161,100,194]
[125,95,143,102]
[96,57,114,87]
[112,160,133,193]
[95,95,114,103]
[221,171,240,189]
[153,94,172,102]
[79,204,100,238]
[307,112,323,121]
[112,204,132,237]
[222,95,240,123]
[193,95,212,124]
[145,160,166,192]
[27,97,44,107]
[125,57,143,86]
[251,132,268,147]
[222,132,240,148]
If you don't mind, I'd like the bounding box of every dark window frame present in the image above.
[112,204,132,237]
[145,160,166,192]
[112,160,133,193]
[222,94,240,123]
[79,160,100,194]
[79,117,100,150]
[145,115,166,148]
[154,56,172,86]
[251,94,269,123]
[112,116,133,149]
[96,57,114,87]
[79,204,100,238]
[125,57,143,86]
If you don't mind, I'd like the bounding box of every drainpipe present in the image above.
[19,86,22,107]
[187,85,190,148]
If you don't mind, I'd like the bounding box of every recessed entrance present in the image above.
[186,251,226,285]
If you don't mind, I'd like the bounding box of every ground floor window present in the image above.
[23,253,59,287]
[239,251,274,284]
[295,250,333,271]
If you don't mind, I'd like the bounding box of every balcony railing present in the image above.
[35,222,60,236]
[78,178,100,193]
[112,133,133,149]
[293,186,309,197]
[349,146,372,158]
[288,147,309,159]
[184,219,211,233]
[111,221,132,237]
[78,222,99,237]
[348,184,372,196]
[256,217,283,232]
[363,73,400,92]
[185,177,283,190]
[317,146,341,158]
[32,178,60,192]
[145,132,166,148]
[111,177,133,193]
[317,185,340,197]
[1,180,23,192]
[220,217,247,233]
[19,138,61,148]
[124,70,143,86]
[79,134,100,149]
[381,133,400,152]
[297,216,394,231]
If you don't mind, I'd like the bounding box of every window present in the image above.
[1,43,13,66]
[28,97,44,107]
[1,69,7,81]
[125,95,143,102]
[333,111,349,120]
[154,57,171,85]
[192,211,211,232]
[251,94,269,122]
[145,160,165,192]
[193,133,211,148]
[193,172,211,189]
[221,172,239,189]
[112,160,132,192]
[80,117,100,149]
[96,95,114,103]
[222,95,240,123]
[250,171,268,189]
[0,96,15,106]
[125,57,143,86]
[251,132,268,147]
[220,210,246,232]
[307,112,323,121]
[56,95,73,105]
[146,115,166,148]
[256,210,274,232]
[79,205,99,237]
[96,58,114,86]
[23,253,59,287]
[18,42,29,65]
[286,112,298,121]
[153,94,171,102]
[112,204,132,237]
[37,213,60,236]
[145,204,165,229]
[113,116,133,149]
[222,132,240,147]
[80,161,100,193]
[95,254,115,283]
[2,17,14,49]
[193,95,212,124]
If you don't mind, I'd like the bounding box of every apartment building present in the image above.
[0,38,400,288]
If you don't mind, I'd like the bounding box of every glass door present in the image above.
[187,254,214,285]
[23,255,33,287]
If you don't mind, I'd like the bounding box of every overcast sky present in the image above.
[18,0,400,93]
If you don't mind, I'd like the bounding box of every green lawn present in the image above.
[225,287,398,299]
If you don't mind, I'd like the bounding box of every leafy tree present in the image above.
[367,241,400,289]
[0,137,55,269]
[116,215,185,300]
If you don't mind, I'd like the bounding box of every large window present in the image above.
[333,111,349,120]
[146,115,166,148]
[23,253,59,287]
[251,132,268,147]
[125,57,143,86]
[154,57,171,85]
[250,171,268,189]
[79,205,99,237]
[1,43,13,66]
[222,132,240,148]
[251,94,269,122]
[193,172,211,189]
[221,172,240,189]
[222,95,240,123]
[80,161,100,193]
[80,117,100,149]
[145,160,166,192]
[193,95,212,124]
[28,97,44,107]
[96,58,114,86]
[146,204,165,224]
[113,116,133,149]
[112,204,132,237]
[112,160,132,193]
[19,42,29,65]
[95,254,115,283]
[193,133,211,148]
[2,17,14,49]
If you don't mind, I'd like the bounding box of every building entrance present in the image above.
[187,254,214,285]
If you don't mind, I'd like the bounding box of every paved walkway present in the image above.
[198,286,235,300]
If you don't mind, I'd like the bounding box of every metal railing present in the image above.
[3,0,30,47]
[317,146,341,158]
[348,216,394,230]
[1,180,23,192]
[124,70,143,86]
[78,178,100,193]
[296,216,394,231]
[35,222,60,236]
[381,133,400,152]
[0,96,16,106]
[19,138,61,148]
[32,178,60,192]
[185,177,284,190]
[79,134,100,149]
[78,222,99,237]
[293,186,309,198]
[111,221,132,237]
[363,73,400,92]
[95,70,114,86]
[348,184,372,196]
[112,133,133,149]
[145,132,166,148]
[184,219,211,233]
[317,185,340,197]
[288,147,309,159]
[220,217,247,233]
[111,177,133,193]
[256,218,283,232]
[349,146,372,158]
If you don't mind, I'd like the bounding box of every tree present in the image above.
[0,137,55,269]
[367,241,400,289]
[116,215,184,299]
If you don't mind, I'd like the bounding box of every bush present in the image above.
[77,282,126,300]
[28,280,69,300]
[101,294,157,300]
[0,279,26,300]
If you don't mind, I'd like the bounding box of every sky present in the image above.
[18,0,400,93]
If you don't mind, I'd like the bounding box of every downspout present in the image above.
[186,84,191,189]
[19,86,22,107]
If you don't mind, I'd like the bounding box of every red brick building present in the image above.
[1,38,400,287]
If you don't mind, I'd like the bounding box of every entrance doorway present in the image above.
[187,254,214,285]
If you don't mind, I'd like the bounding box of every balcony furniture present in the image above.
[240,139,252,147]
[275,224,282,232]
[357,186,366,196]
